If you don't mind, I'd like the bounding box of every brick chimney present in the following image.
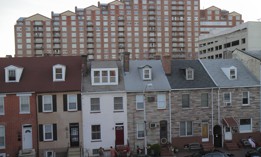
[162,54,171,75]
[123,52,130,72]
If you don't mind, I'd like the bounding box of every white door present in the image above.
[202,123,209,142]
[224,126,232,140]
[22,125,32,150]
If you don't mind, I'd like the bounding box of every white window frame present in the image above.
[136,95,144,110]
[43,95,53,112]
[53,64,66,82]
[157,94,166,109]
[45,150,55,157]
[239,118,252,133]
[43,124,53,141]
[0,96,5,115]
[242,91,249,106]
[0,125,5,149]
[136,123,145,139]
[114,97,123,111]
[0,153,6,157]
[223,92,231,106]
[67,94,77,111]
[179,121,193,136]
[186,68,194,80]
[90,98,100,112]
[19,95,30,114]
[4,65,23,83]
[91,68,118,85]
[143,67,152,80]
[91,124,101,141]
[230,68,237,80]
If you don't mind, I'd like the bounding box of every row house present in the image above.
[0,56,83,157]
[123,53,171,154]
[82,60,127,156]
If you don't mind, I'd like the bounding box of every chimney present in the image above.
[123,52,130,72]
[81,55,87,77]
[162,54,171,75]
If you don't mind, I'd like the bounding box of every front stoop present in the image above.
[18,149,36,157]
[224,141,239,150]
[202,142,214,151]
[68,147,81,157]
[160,147,173,156]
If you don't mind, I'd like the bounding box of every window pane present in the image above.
[114,97,123,110]
[157,94,166,109]
[68,95,77,110]
[102,71,108,83]
[0,125,5,147]
[0,97,4,114]
[44,124,53,140]
[43,96,52,111]
[242,92,249,105]
[182,94,189,108]
[201,93,208,107]
[92,125,101,140]
[180,122,185,136]
[20,96,30,113]
[91,98,100,111]
[136,95,144,110]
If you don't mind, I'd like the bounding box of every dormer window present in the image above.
[53,64,66,82]
[143,67,152,80]
[186,68,194,80]
[222,66,237,80]
[91,68,118,85]
[5,65,23,82]
[230,69,236,80]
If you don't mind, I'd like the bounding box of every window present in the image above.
[8,69,16,81]
[0,153,6,157]
[68,95,77,111]
[157,94,166,109]
[223,92,231,106]
[239,119,252,133]
[19,96,30,114]
[242,91,249,105]
[230,69,236,80]
[44,124,53,141]
[0,97,4,115]
[91,98,100,112]
[0,125,5,148]
[186,68,194,80]
[114,97,123,111]
[92,69,118,85]
[143,67,152,80]
[180,121,192,136]
[5,65,23,82]
[201,93,208,107]
[136,95,144,110]
[53,64,66,81]
[137,123,144,139]
[43,95,53,112]
[45,151,54,157]
[91,125,101,140]
[182,94,190,108]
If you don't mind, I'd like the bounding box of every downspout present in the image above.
[218,88,220,125]
[211,88,214,145]
[168,90,172,143]
[259,64,261,132]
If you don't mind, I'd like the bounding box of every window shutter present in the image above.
[38,95,42,112]
[77,94,81,111]
[53,124,57,141]
[39,124,43,141]
[63,94,67,111]
[52,95,57,112]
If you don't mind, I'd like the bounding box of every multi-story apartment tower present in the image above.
[200,6,244,35]
[14,0,200,60]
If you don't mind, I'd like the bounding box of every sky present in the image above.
[0,0,260,57]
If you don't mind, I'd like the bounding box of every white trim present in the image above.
[136,123,145,139]
[186,68,194,80]
[45,150,55,157]
[242,91,250,106]
[157,94,166,109]
[91,68,118,85]
[43,95,53,112]
[19,95,30,114]
[136,95,144,110]
[4,65,23,83]
[223,92,231,106]
[239,118,252,133]
[16,93,32,96]
[0,153,6,157]
[43,124,53,141]
[0,125,5,149]
[67,94,77,111]
[53,64,66,82]
[0,97,4,116]
[143,67,152,80]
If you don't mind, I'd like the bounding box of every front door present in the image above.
[70,123,79,147]
[22,124,32,150]
[224,126,232,140]
[213,125,222,147]
[202,123,209,142]
[160,120,168,144]
[115,123,124,145]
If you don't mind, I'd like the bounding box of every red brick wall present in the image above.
[0,93,38,157]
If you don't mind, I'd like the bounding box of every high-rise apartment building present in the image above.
[200,6,244,35]
[14,0,200,60]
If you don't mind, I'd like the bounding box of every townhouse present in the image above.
[201,59,261,148]
[81,59,127,156]
[123,53,171,154]
[166,59,216,148]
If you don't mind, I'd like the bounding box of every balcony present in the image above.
[118,38,125,42]
[87,44,94,49]
[87,38,94,43]
[53,39,60,43]
[34,39,43,43]
[34,44,44,49]
[53,44,60,49]
[87,33,94,37]
[148,6,155,10]
[148,11,156,15]
[53,33,60,37]
[118,22,124,26]
[118,27,124,32]
[118,33,124,37]
[87,22,93,26]
[34,27,43,32]
[34,33,43,38]
[148,22,156,26]
[34,21,43,26]
[53,27,60,31]
[118,44,125,48]
[87,49,94,54]
[148,17,156,21]
[87,27,94,31]
[118,16,124,21]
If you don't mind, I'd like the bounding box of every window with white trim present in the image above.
[223,92,231,106]
[91,125,101,140]
[4,65,23,82]
[137,123,145,139]
[91,69,118,85]
[230,68,236,80]
[136,95,144,110]
[8,69,16,81]
[53,64,66,81]
[0,97,4,115]
[186,68,194,80]
[44,124,53,141]
[0,153,6,157]
[157,94,166,109]
[90,98,100,112]
[114,97,123,111]
[43,95,53,112]
[239,118,252,133]
[180,121,192,136]
[45,150,55,157]
[143,67,152,80]
[19,96,30,114]
[242,91,249,106]
[67,94,77,111]
[0,125,5,148]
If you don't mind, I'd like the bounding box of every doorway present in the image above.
[115,123,124,145]
[160,120,168,144]
[213,125,222,147]
[22,124,32,150]
[70,123,79,147]
[202,123,209,142]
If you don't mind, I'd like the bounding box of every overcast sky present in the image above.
[0,0,260,57]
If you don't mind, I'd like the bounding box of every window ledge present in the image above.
[19,112,30,114]
[114,110,124,113]
[90,111,101,114]
[91,140,102,142]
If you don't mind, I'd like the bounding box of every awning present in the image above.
[223,117,238,127]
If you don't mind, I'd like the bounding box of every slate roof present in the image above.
[241,50,261,60]
[167,60,216,89]
[124,60,171,92]
[200,59,259,87]
[0,56,82,93]
[82,60,125,93]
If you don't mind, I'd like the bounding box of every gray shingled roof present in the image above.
[243,50,261,60]
[167,60,216,89]
[200,59,259,87]
[124,60,171,92]
[82,60,125,93]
